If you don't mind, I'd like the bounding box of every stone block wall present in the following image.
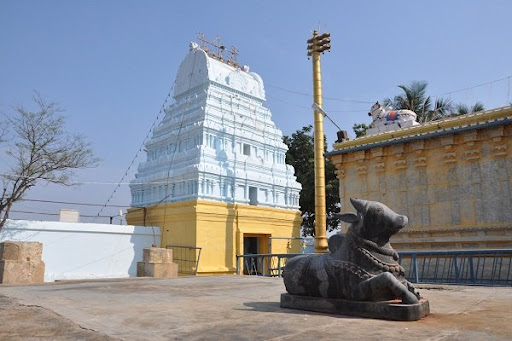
[137,247,178,278]
[0,241,45,284]
[329,107,512,250]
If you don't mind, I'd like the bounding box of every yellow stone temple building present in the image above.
[328,106,512,250]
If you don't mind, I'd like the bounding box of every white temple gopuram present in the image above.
[127,41,303,274]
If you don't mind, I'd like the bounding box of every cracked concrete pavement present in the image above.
[0,295,115,340]
[1,276,511,340]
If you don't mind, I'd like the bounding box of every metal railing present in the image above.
[166,245,202,276]
[398,249,512,286]
[235,253,302,277]
[236,249,512,286]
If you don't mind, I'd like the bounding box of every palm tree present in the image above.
[422,97,453,122]
[383,81,453,123]
[452,102,485,116]
[352,123,369,137]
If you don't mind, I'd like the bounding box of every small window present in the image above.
[243,143,251,156]
[168,143,175,153]
[249,186,258,206]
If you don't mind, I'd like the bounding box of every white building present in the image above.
[130,42,301,210]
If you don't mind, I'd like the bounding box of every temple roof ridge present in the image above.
[173,43,265,100]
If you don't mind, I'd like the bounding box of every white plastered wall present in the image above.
[1,220,160,282]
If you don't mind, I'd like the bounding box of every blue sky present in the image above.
[1,0,511,222]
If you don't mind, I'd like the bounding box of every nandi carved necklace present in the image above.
[347,231,405,275]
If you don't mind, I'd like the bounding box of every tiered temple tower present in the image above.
[126,42,302,274]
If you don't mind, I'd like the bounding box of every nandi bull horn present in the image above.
[350,198,368,214]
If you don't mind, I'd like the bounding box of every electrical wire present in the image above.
[266,83,374,104]
[270,74,512,135]
[435,75,511,97]
[160,52,200,226]
[10,209,112,218]
[115,51,202,235]
[269,74,512,106]
[4,74,510,216]
[266,93,368,113]
[0,172,186,186]
[19,198,128,208]
[96,83,176,217]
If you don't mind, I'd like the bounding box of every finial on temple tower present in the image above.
[196,32,209,53]
[227,46,239,67]
[195,33,240,68]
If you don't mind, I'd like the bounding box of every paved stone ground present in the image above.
[1,276,511,340]
[0,295,115,340]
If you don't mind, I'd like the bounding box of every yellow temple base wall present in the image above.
[126,200,302,274]
[329,107,512,250]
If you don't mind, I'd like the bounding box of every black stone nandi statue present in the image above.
[281,198,429,320]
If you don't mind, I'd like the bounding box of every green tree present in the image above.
[353,81,488,137]
[283,125,340,237]
[383,81,453,123]
[352,123,370,137]
[452,102,485,116]
[0,94,99,230]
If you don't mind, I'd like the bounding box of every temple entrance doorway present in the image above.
[243,234,269,275]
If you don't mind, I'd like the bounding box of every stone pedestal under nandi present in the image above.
[0,241,45,284]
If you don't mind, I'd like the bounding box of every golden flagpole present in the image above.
[307,30,331,253]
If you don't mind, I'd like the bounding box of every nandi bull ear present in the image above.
[350,198,368,214]
[336,213,360,224]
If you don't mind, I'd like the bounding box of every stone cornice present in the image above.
[329,106,512,155]
[393,224,512,234]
